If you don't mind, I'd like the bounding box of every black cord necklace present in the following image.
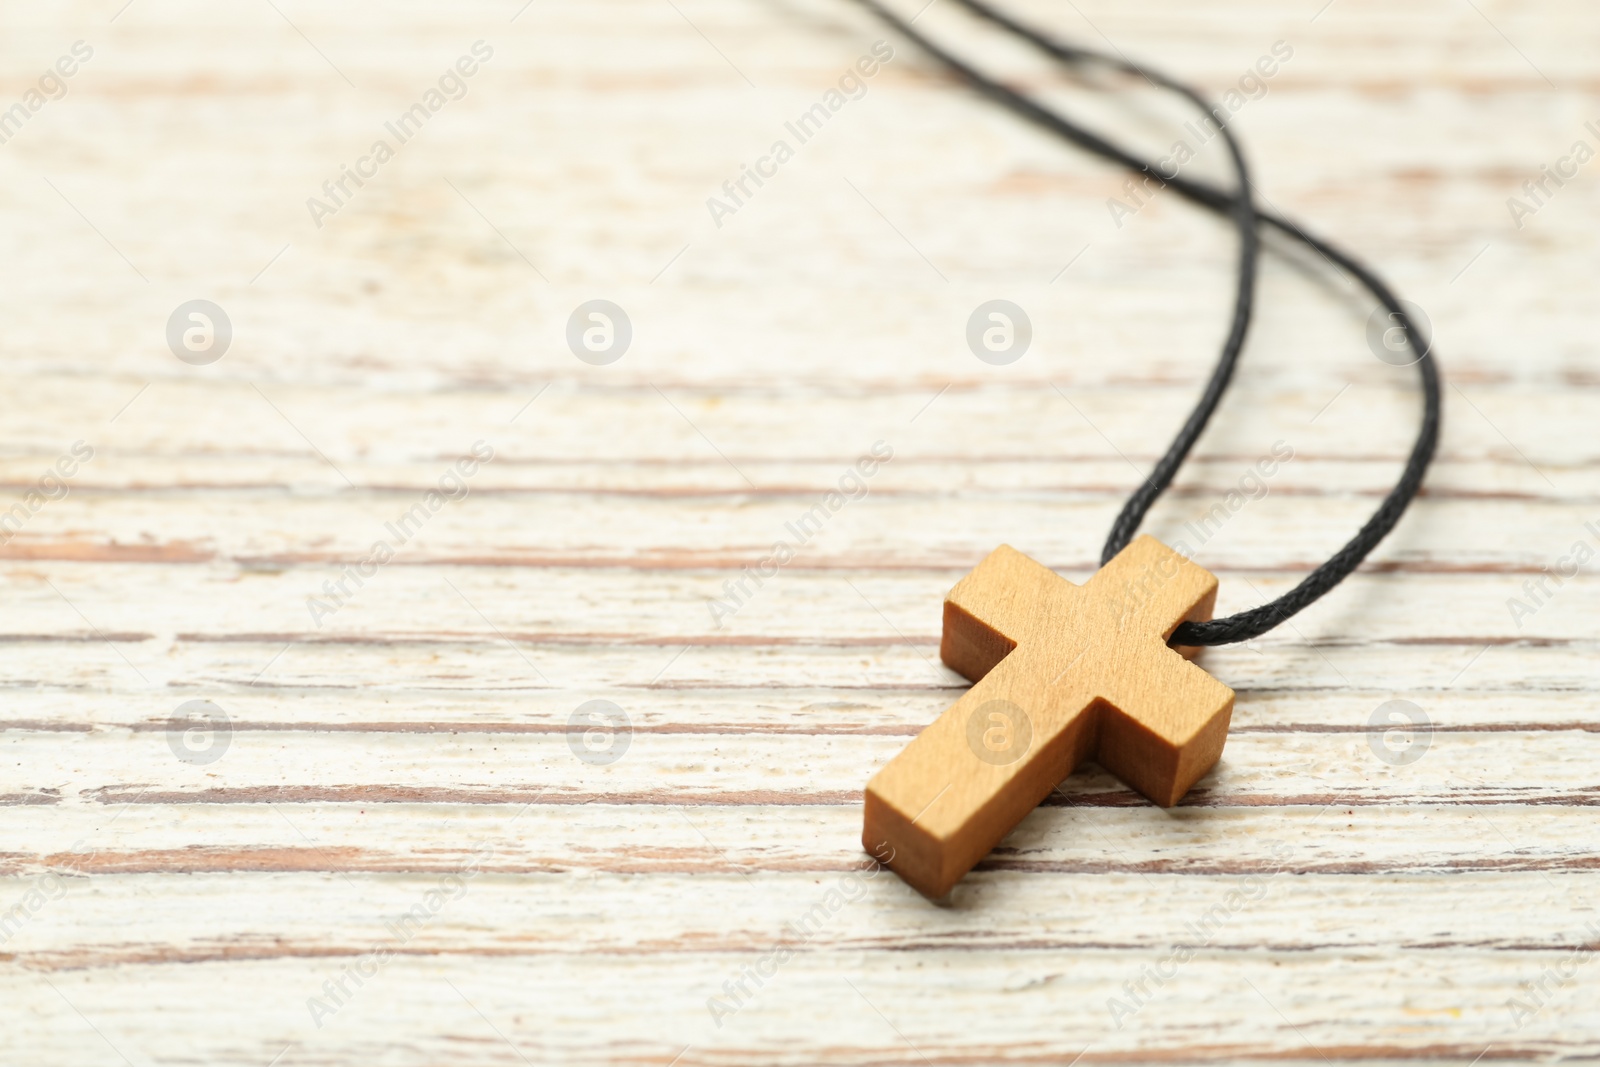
[854,0,1442,646]
[854,1,1445,899]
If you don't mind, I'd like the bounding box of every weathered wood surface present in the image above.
[1,0,1596,1062]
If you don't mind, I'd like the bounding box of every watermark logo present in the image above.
[965,699,1032,766]
[566,300,631,365]
[1106,41,1293,227]
[1505,519,1600,629]
[706,41,894,228]
[1506,121,1600,230]
[166,300,232,365]
[1170,440,1294,559]
[0,872,70,945]
[1364,300,1430,367]
[0,440,94,547]
[0,40,93,149]
[1366,699,1430,766]
[708,441,892,627]
[706,843,894,1030]
[1107,841,1293,1028]
[567,699,631,766]
[1507,921,1600,1029]
[167,699,232,766]
[0,839,105,947]
[306,41,493,229]
[966,300,1031,365]
[306,442,494,626]
[307,844,492,1028]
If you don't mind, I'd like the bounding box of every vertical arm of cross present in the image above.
[863,545,1099,898]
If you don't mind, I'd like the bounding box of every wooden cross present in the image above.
[862,535,1235,898]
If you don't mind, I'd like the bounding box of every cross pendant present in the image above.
[862,535,1235,898]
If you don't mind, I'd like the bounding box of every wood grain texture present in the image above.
[1,0,1596,1062]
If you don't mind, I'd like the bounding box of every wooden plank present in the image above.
[0,566,1592,642]
[5,800,1600,876]
[3,684,1599,733]
[2,727,1597,808]
[0,871,1595,966]
[1,952,1593,1065]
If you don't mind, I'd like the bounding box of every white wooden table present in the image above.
[1,0,1594,1062]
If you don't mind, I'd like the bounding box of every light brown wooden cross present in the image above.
[862,535,1234,899]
